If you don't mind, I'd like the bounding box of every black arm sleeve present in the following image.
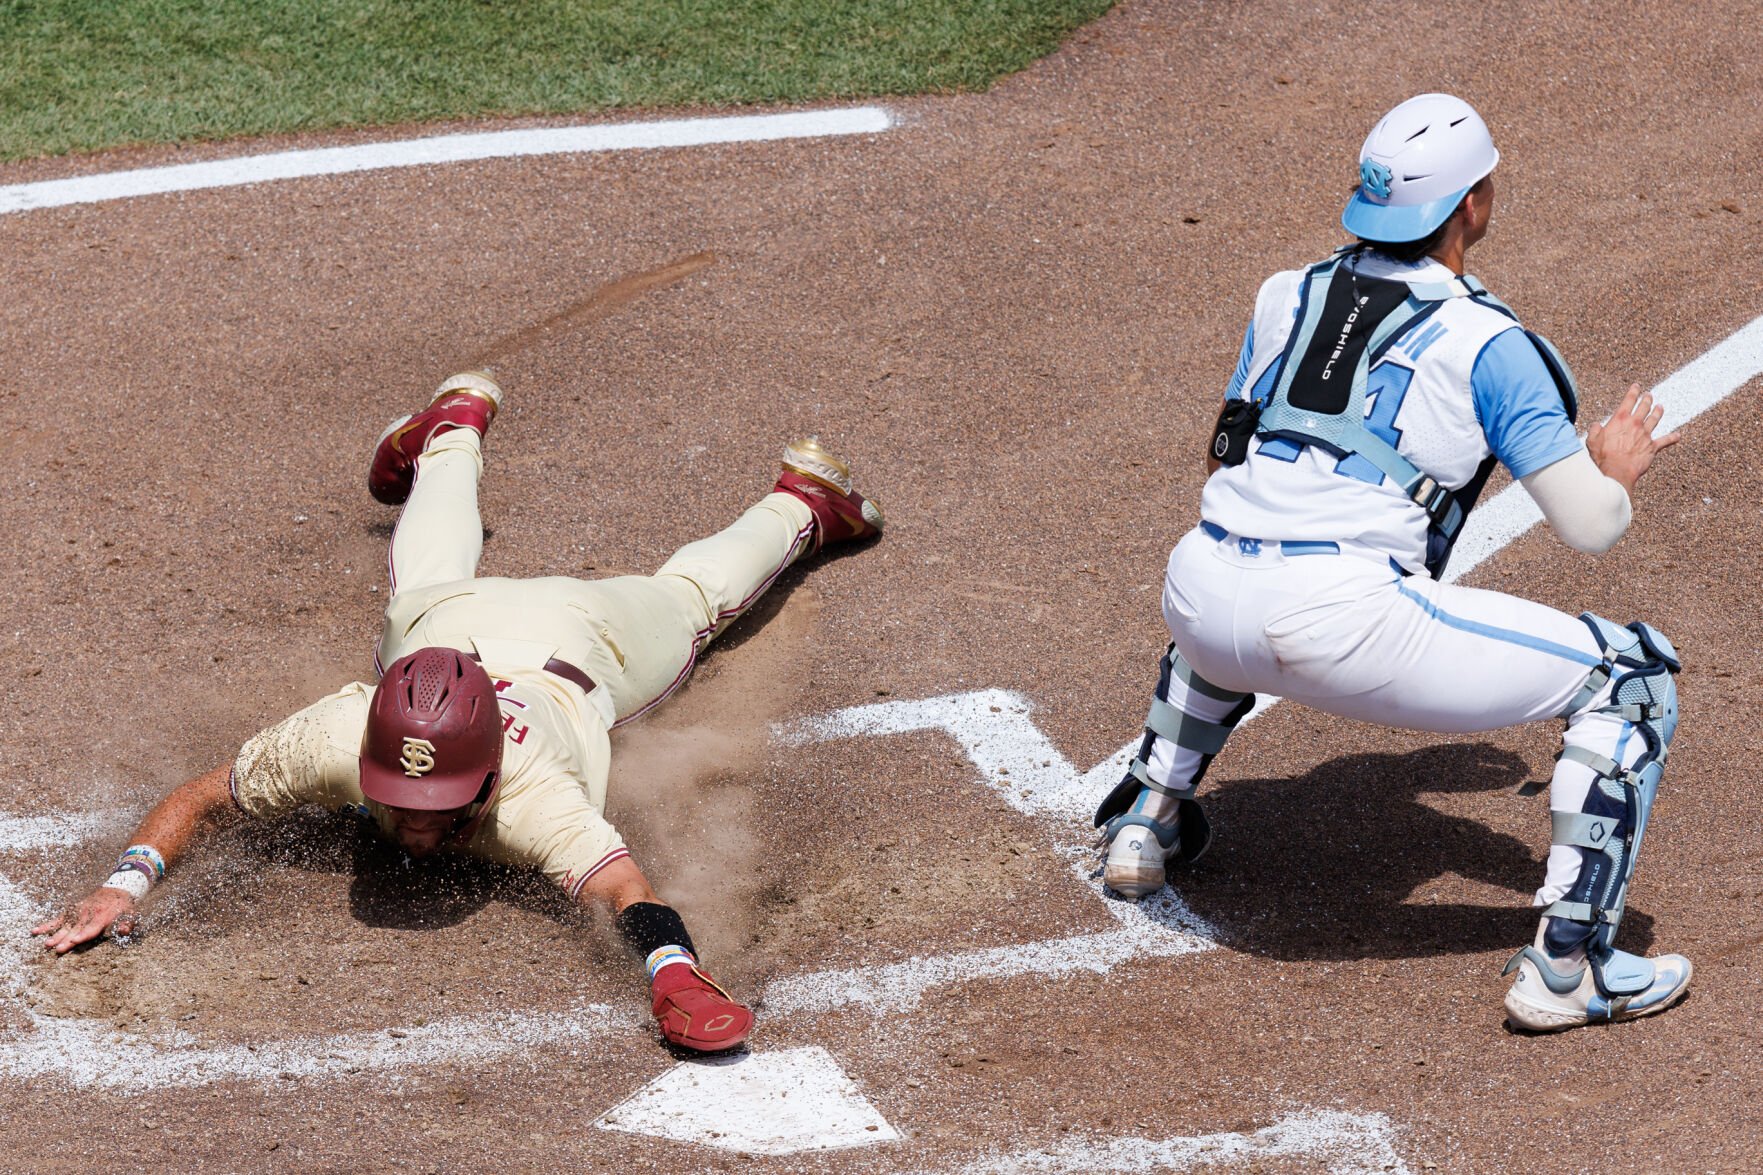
[615,901,697,960]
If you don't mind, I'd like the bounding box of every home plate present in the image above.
[593,1046,902,1154]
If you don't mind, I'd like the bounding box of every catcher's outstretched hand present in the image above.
[1587,383,1680,493]
[32,887,137,953]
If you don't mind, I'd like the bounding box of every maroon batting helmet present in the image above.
[361,647,502,810]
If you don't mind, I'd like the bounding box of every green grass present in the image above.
[0,0,1115,161]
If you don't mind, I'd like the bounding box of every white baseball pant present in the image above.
[1151,524,1644,907]
[378,428,815,724]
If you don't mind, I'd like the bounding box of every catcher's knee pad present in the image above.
[1093,644,1254,869]
[1544,613,1681,974]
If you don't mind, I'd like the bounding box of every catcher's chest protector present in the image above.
[1251,250,1578,578]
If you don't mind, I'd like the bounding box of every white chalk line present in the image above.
[0,693,1210,1092]
[765,691,1219,1017]
[763,882,1213,1019]
[0,800,1379,1173]
[1442,310,1763,583]
[947,1109,1410,1175]
[0,870,628,1092]
[0,814,104,851]
[0,105,894,215]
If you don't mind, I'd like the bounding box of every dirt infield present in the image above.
[4,0,1763,1169]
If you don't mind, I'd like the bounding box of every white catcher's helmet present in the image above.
[1341,93,1499,242]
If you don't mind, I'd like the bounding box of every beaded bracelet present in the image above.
[645,944,695,981]
[118,844,166,880]
[102,844,166,900]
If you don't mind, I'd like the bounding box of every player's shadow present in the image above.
[344,831,614,935]
[1173,742,1655,960]
[343,832,507,930]
[227,811,591,935]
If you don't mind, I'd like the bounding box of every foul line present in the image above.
[0,106,894,215]
[1444,312,1763,583]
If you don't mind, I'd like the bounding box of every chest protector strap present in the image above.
[1450,283,1581,424]
[1254,253,1486,542]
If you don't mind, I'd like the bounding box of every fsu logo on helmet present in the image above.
[1359,158,1394,200]
[400,736,438,777]
[362,647,503,810]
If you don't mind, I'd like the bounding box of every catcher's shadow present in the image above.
[1171,741,1656,960]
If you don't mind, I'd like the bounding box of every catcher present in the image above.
[33,371,883,1053]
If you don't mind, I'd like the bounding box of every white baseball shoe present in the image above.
[1098,814,1177,898]
[1502,926,1692,1032]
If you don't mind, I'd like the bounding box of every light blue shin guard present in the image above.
[1536,613,1681,999]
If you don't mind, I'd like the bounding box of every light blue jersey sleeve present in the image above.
[1471,327,1582,478]
[1223,319,1255,402]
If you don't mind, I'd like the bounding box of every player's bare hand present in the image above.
[30,887,137,954]
[1587,383,1680,493]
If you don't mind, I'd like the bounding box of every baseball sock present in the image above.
[1135,676,1247,824]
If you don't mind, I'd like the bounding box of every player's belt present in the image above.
[1198,521,1410,577]
[1198,520,1338,556]
[466,651,600,696]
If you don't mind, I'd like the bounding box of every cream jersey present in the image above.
[230,666,625,898]
[1200,251,1582,574]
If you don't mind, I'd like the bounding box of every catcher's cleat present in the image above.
[1098,814,1177,899]
[774,436,884,552]
[1502,927,1692,1033]
[650,963,754,1053]
[369,371,504,505]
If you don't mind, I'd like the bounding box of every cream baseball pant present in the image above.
[376,429,816,725]
[1152,524,1648,909]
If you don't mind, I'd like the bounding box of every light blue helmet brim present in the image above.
[1340,183,1471,242]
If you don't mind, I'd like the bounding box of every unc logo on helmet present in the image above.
[1359,158,1394,200]
[399,736,438,777]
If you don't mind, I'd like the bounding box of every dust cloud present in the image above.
[604,585,821,962]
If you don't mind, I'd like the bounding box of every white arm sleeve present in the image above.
[1519,447,1632,554]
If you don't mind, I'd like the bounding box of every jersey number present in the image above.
[1333,364,1414,485]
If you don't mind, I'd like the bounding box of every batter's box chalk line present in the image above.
[0,691,1214,1094]
[766,690,1221,1019]
[947,1109,1410,1175]
[0,707,1407,1170]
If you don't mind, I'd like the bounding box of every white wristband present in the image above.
[103,870,152,901]
[645,945,695,981]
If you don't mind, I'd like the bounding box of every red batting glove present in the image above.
[650,964,754,1053]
